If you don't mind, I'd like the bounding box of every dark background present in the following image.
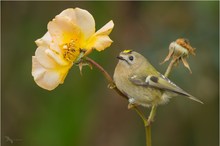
[2,1,219,146]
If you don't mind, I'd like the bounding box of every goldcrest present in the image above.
[113,50,203,107]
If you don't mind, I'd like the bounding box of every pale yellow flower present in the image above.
[32,8,114,90]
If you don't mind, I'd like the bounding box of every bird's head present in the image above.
[117,50,147,70]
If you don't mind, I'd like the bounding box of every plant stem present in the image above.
[146,125,151,146]
[143,105,156,146]
[147,105,157,125]
[134,107,147,124]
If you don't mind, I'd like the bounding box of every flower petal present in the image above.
[35,45,69,69]
[74,8,95,39]
[48,16,82,45]
[35,46,58,69]
[35,32,52,47]
[49,42,62,54]
[45,49,69,66]
[58,8,95,39]
[84,34,113,53]
[83,21,114,52]
[95,20,114,36]
[181,57,192,73]
[32,56,46,81]
[32,57,70,90]
[92,36,113,51]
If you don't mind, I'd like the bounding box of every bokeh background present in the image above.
[2,1,219,146]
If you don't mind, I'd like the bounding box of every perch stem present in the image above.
[146,125,151,146]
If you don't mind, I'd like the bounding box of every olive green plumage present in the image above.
[113,50,203,107]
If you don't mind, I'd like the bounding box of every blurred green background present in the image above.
[2,1,219,146]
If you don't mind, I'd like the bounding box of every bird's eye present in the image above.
[129,56,134,61]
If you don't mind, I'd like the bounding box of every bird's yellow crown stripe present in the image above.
[123,50,133,53]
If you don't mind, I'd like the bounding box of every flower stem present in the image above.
[147,105,157,125]
[143,105,156,146]
[134,107,148,124]
[146,125,151,146]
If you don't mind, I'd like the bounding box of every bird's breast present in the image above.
[114,72,163,107]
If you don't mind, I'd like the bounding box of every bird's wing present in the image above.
[129,74,183,93]
[129,74,203,104]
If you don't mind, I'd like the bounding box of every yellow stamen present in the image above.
[62,39,80,62]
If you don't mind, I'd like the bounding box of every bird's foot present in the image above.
[128,98,137,109]
[128,103,136,109]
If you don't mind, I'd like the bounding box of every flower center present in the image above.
[62,40,80,62]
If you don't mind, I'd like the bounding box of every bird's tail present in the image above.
[184,94,204,104]
[173,89,204,104]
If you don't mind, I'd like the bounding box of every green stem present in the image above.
[146,125,151,146]
[133,107,148,125]
[143,105,156,146]
[147,105,157,125]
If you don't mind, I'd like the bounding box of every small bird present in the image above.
[113,50,203,107]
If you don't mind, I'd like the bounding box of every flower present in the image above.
[32,8,114,90]
[161,38,196,73]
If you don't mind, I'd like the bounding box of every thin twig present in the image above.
[134,107,148,125]
[144,105,155,146]
[146,125,151,146]
[147,105,157,125]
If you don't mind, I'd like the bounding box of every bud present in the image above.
[162,38,196,73]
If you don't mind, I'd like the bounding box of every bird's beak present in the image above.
[117,56,124,60]
[117,55,130,65]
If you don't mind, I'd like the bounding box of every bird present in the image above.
[113,50,203,107]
